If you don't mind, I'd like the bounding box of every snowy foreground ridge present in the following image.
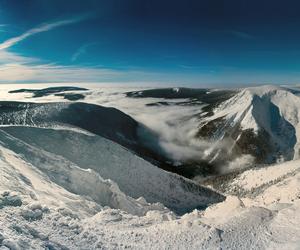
[0,84,299,249]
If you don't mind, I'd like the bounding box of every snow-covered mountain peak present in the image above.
[217,85,300,133]
[243,84,285,97]
[214,85,292,120]
[197,85,300,165]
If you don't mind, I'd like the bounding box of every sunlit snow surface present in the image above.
[0,83,299,249]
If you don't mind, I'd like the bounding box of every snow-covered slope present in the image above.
[197,85,300,168]
[0,144,299,249]
[0,101,139,148]
[0,126,224,215]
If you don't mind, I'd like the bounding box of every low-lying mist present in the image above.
[85,89,254,176]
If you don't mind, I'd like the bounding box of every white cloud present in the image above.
[0,16,184,84]
[0,50,37,64]
[0,15,129,83]
[0,24,7,33]
[0,54,123,82]
[0,16,88,50]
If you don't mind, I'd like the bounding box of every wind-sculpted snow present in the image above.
[0,127,224,214]
[0,135,166,217]
[0,158,299,250]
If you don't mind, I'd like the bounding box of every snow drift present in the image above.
[0,125,224,214]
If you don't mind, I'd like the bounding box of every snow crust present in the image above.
[0,126,223,214]
[1,157,299,250]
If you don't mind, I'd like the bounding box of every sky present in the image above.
[0,0,300,86]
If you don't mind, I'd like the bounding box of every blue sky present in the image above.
[0,0,300,86]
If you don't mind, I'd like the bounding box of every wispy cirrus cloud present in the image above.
[0,62,124,82]
[223,30,255,40]
[0,15,170,84]
[0,14,125,83]
[71,42,97,62]
[0,24,7,33]
[0,15,89,50]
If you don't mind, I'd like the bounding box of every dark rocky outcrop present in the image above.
[9,86,88,98]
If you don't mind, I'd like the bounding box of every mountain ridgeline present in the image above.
[5,85,300,180]
[0,100,225,214]
[127,86,300,176]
